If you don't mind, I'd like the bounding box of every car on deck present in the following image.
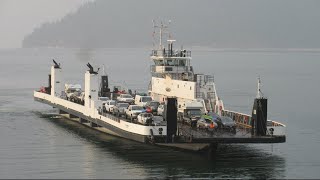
[145,101,160,114]
[105,100,116,113]
[178,102,203,127]
[125,105,145,121]
[178,107,202,127]
[98,97,109,112]
[98,97,110,101]
[216,116,237,134]
[137,113,154,125]
[117,94,134,104]
[197,117,218,131]
[113,103,129,117]
[157,104,165,116]
[135,95,153,107]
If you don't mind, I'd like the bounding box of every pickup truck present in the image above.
[125,105,145,121]
[117,94,134,104]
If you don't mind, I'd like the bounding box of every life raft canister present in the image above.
[210,122,215,129]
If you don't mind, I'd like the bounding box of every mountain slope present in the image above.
[22,0,320,48]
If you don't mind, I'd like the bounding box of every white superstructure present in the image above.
[149,21,223,116]
[148,21,285,136]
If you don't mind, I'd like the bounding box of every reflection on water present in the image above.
[45,114,286,179]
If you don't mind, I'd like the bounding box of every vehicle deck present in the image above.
[177,123,285,143]
[100,112,285,144]
[35,97,285,144]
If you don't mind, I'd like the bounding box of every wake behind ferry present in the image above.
[34,22,286,155]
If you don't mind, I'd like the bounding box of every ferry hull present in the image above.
[34,96,215,152]
[35,97,152,143]
[34,95,285,154]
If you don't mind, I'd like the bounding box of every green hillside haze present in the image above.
[22,0,320,49]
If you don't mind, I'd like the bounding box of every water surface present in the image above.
[0,48,319,178]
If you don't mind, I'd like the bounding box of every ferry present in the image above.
[34,22,286,155]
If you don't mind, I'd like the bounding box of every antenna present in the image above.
[152,20,172,49]
[152,20,156,47]
[102,64,106,75]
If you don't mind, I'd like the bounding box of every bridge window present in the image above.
[179,60,186,66]
[154,60,164,66]
[168,60,174,66]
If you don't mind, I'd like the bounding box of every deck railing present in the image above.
[151,50,191,57]
[222,110,286,127]
[222,109,286,135]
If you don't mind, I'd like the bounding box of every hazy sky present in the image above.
[0,0,92,48]
[2,0,320,49]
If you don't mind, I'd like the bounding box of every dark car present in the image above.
[145,101,160,114]
[179,109,202,127]
[216,116,237,134]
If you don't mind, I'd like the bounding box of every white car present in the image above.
[125,105,145,121]
[117,94,134,104]
[137,113,153,125]
[157,104,165,116]
[105,100,116,113]
[98,97,109,110]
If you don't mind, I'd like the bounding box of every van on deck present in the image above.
[135,95,152,107]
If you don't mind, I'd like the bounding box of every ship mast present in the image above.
[152,20,171,49]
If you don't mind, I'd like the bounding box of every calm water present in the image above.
[0,48,319,178]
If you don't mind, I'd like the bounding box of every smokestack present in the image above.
[251,98,268,136]
[165,97,178,143]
